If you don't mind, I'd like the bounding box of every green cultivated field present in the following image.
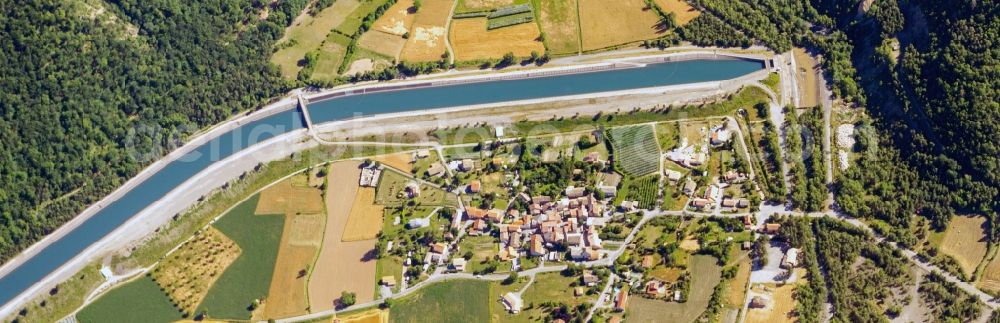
[391,280,491,323]
[197,194,285,319]
[76,276,181,323]
[609,125,661,176]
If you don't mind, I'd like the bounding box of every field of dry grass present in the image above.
[978,254,1000,292]
[727,259,751,307]
[653,0,700,25]
[940,215,988,278]
[264,212,325,318]
[746,283,798,323]
[335,308,389,323]
[309,161,378,311]
[151,227,241,314]
[793,47,821,108]
[255,176,325,215]
[358,0,415,59]
[374,152,415,173]
[458,0,513,11]
[536,0,580,54]
[450,17,545,60]
[373,0,416,35]
[578,0,665,51]
[271,0,362,79]
[342,188,386,241]
[400,0,455,62]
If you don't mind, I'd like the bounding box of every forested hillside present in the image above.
[680,0,998,244]
[0,0,309,262]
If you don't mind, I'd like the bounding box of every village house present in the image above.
[710,126,731,146]
[460,159,476,172]
[529,234,545,256]
[404,182,421,198]
[645,280,667,297]
[359,166,381,187]
[782,248,800,269]
[598,185,617,198]
[407,217,430,229]
[665,169,683,183]
[469,219,488,236]
[412,149,430,161]
[763,223,781,234]
[465,207,488,221]
[426,163,445,177]
[582,271,600,286]
[683,179,697,195]
[467,180,481,193]
[724,170,748,183]
[614,288,629,312]
[501,292,523,313]
[565,186,586,198]
[451,257,466,272]
[641,255,655,269]
[381,276,396,287]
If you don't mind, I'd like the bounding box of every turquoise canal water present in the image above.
[0,58,763,306]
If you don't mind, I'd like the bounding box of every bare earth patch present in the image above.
[939,215,988,278]
[578,0,665,51]
[461,0,513,10]
[372,0,416,35]
[400,0,454,62]
[653,0,701,25]
[152,227,241,315]
[308,161,378,311]
[450,17,545,60]
[344,58,376,76]
[792,47,821,108]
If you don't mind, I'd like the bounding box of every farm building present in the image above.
[502,292,523,313]
[782,248,800,268]
[614,288,629,312]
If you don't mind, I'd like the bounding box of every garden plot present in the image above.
[609,125,661,176]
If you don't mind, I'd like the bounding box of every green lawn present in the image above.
[458,235,500,273]
[376,255,404,296]
[376,169,459,207]
[501,272,594,323]
[656,121,680,151]
[391,280,491,323]
[76,276,181,323]
[197,194,285,319]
